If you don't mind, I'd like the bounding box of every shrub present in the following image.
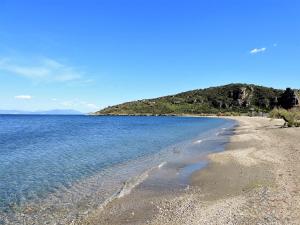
[269,107,300,127]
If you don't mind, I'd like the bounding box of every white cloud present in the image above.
[250,47,266,54]
[14,95,32,100]
[0,57,82,82]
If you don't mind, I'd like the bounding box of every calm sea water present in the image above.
[0,115,235,224]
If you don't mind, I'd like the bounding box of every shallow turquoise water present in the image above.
[0,115,235,223]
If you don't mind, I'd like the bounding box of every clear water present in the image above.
[0,115,235,224]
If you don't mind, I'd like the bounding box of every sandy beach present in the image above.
[81,116,300,225]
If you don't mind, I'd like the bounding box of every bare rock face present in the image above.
[229,86,253,107]
[279,88,300,109]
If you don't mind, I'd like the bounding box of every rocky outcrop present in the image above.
[229,86,253,107]
[279,88,300,109]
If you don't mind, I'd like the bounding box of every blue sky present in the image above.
[0,0,299,112]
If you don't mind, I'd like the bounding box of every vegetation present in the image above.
[269,108,300,127]
[94,83,299,116]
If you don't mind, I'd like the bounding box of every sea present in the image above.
[0,115,236,224]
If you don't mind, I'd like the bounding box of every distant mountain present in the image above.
[36,109,84,115]
[0,109,84,115]
[0,110,25,114]
[94,83,300,115]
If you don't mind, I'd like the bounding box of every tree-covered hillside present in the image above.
[94,84,299,115]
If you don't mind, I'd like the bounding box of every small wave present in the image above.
[117,170,149,198]
[96,161,166,212]
[117,161,166,198]
[194,139,202,144]
[158,161,166,168]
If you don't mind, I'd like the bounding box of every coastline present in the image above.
[1,116,234,225]
[81,116,300,225]
[148,116,300,225]
[78,117,235,225]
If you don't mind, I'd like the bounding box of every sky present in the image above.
[0,0,300,113]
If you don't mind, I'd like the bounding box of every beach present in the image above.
[0,116,234,225]
[82,116,300,225]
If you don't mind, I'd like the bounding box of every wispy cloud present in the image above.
[0,57,82,82]
[14,95,32,100]
[250,47,266,54]
[60,99,99,110]
[86,103,99,109]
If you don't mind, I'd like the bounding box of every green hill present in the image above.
[94,84,299,115]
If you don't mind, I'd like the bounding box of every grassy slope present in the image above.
[95,83,294,115]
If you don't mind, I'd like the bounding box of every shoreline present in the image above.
[90,113,242,118]
[81,116,300,224]
[1,116,234,225]
[79,117,237,225]
[148,116,300,224]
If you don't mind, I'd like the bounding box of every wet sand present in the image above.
[80,117,300,225]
